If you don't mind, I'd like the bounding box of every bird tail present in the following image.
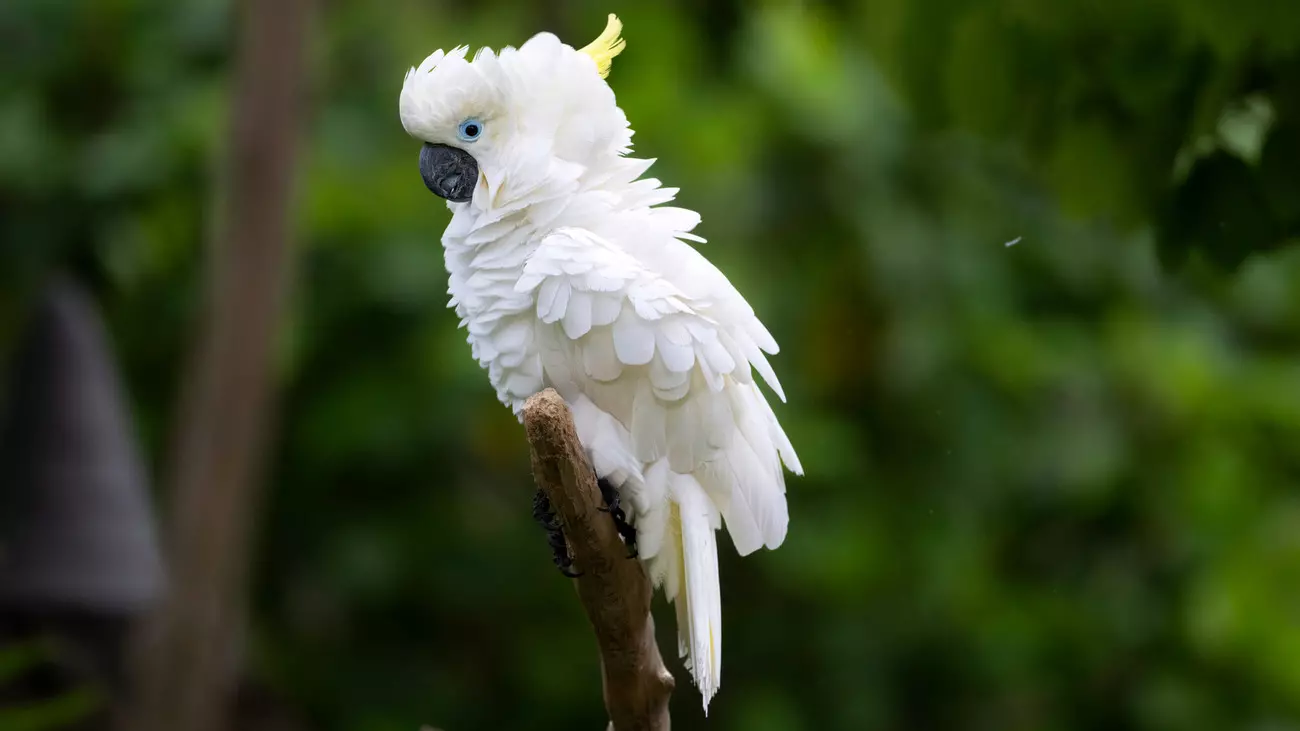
[665,472,722,713]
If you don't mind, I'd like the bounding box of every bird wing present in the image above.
[514,226,802,555]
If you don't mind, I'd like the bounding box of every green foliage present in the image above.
[4,0,1300,730]
[0,641,103,731]
[857,0,1300,264]
[0,692,101,731]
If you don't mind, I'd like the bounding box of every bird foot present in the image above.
[597,477,638,559]
[532,488,580,577]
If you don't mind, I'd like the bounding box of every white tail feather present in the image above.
[670,472,722,713]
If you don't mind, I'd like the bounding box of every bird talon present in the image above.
[533,488,579,578]
[597,476,639,559]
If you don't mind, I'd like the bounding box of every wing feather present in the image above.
[561,290,593,338]
[612,308,656,365]
[514,227,800,554]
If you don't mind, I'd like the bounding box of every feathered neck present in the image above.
[440,152,661,253]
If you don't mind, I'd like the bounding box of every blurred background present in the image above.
[3,0,1300,729]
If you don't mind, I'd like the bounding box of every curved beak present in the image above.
[419,143,478,203]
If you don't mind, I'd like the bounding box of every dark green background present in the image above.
[3,0,1300,729]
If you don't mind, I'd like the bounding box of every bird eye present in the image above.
[457,119,483,142]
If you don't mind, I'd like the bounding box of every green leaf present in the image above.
[0,690,102,731]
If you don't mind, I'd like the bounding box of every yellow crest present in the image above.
[578,14,625,79]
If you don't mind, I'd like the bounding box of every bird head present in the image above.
[399,14,631,207]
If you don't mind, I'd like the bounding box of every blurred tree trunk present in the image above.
[125,1,312,730]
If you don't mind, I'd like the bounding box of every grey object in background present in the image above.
[0,275,164,616]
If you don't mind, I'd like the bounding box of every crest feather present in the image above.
[578,14,625,79]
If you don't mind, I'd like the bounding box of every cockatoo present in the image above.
[399,14,802,711]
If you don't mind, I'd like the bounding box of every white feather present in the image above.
[582,327,622,381]
[590,293,623,325]
[612,308,656,365]
[637,458,671,559]
[630,379,668,462]
[561,291,593,338]
[672,473,722,710]
[656,325,696,372]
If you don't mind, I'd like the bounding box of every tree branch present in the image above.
[522,389,674,731]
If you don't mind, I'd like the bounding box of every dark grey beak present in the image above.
[419,143,478,203]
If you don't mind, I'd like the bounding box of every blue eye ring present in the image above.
[457,118,483,142]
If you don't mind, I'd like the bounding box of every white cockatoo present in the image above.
[399,14,802,711]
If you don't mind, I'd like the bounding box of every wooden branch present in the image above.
[522,389,674,731]
[124,0,311,730]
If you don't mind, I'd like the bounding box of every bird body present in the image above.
[400,16,801,710]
